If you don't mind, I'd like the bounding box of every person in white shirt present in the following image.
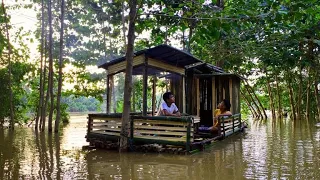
[157,92,181,117]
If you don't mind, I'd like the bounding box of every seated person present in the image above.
[209,99,232,132]
[157,92,181,117]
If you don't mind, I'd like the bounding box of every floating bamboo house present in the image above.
[86,44,245,154]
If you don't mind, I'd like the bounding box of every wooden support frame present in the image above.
[106,75,111,114]
[212,76,216,117]
[143,55,148,116]
[196,78,200,117]
[152,76,157,116]
[107,55,144,75]
[229,78,233,113]
[148,57,185,75]
[182,76,186,113]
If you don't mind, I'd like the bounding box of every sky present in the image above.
[5,0,39,58]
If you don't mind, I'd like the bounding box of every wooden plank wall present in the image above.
[232,77,241,114]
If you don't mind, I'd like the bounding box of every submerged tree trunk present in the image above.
[297,68,303,120]
[314,81,320,120]
[244,85,262,119]
[55,0,65,133]
[297,42,303,120]
[246,80,268,119]
[266,77,276,120]
[2,0,14,129]
[36,0,46,131]
[240,89,258,118]
[41,37,49,132]
[120,0,138,152]
[288,77,296,121]
[306,69,311,120]
[275,75,282,119]
[48,0,54,132]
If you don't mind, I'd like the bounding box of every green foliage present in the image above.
[62,95,102,112]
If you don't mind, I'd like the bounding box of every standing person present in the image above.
[157,92,181,117]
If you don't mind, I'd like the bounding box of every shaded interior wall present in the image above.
[186,71,196,115]
[199,78,213,126]
[170,76,183,111]
[216,76,229,105]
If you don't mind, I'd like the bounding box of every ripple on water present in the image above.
[0,116,320,179]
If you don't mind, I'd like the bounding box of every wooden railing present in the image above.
[87,114,194,151]
[219,114,241,137]
[131,116,193,151]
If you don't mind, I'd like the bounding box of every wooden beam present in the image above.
[182,76,186,113]
[229,78,233,113]
[106,75,111,114]
[212,76,216,117]
[152,76,157,116]
[148,57,185,75]
[196,78,200,117]
[110,76,114,113]
[107,55,144,75]
[143,55,148,116]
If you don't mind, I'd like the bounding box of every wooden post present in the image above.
[143,55,148,116]
[196,78,200,117]
[182,76,186,114]
[152,76,157,116]
[106,75,111,114]
[110,76,115,113]
[87,114,92,134]
[229,78,233,113]
[239,114,242,129]
[232,116,235,133]
[212,76,216,117]
[222,117,225,137]
[186,121,191,152]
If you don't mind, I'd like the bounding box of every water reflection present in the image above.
[0,116,319,179]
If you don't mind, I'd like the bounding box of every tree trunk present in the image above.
[244,85,262,119]
[266,77,276,120]
[275,75,282,119]
[297,68,302,120]
[245,80,268,119]
[288,77,296,121]
[2,0,15,129]
[120,0,138,152]
[314,81,320,120]
[297,42,303,120]
[55,0,65,133]
[36,0,46,131]
[240,89,258,118]
[48,0,54,132]
[41,37,49,132]
[121,1,127,47]
[306,69,311,120]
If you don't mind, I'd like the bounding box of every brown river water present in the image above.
[0,115,319,180]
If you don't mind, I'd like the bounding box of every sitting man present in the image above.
[209,99,232,133]
[157,92,181,117]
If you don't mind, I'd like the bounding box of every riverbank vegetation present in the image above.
[1,0,320,132]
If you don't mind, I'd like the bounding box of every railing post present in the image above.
[186,117,191,152]
[87,114,92,134]
[221,116,225,137]
[232,115,235,133]
[239,114,242,129]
